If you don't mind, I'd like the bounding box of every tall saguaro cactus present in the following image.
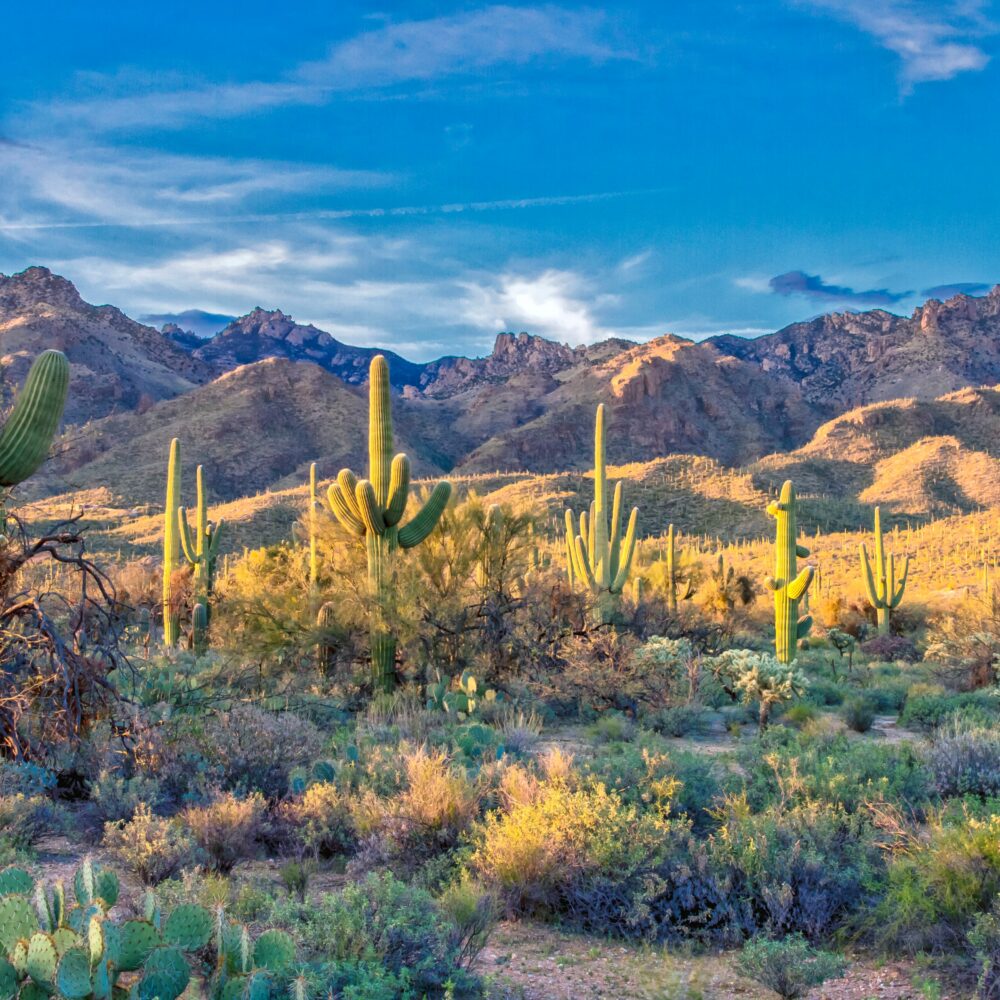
[564,404,639,623]
[326,355,452,691]
[162,438,181,647]
[178,464,225,653]
[0,350,70,494]
[766,480,814,663]
[308,462,319,595]
[860,506,909,635]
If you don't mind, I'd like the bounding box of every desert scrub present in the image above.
[738,729,932,815]
[279,781,356,858]
[89,769,164,822]
[0,794,66,852]
[185,705,324,798]
[270,871,488,998]
[181,791,268,872]
[710,797,885,940]
[470,760,677,916]
[876,811,1000,979]
[927,718,1000,799]
[842,694,877,733]
[103,802,202,883]
[737,935,846,998]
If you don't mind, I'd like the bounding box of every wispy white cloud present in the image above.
[24,6,635,133]
[0,140,388,230]
[800,0,993,90]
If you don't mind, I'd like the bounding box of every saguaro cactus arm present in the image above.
[0,350,70,487]
[787,566,814,602]
[398,482,452,549]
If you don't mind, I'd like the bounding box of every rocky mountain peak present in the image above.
[0,266,86,312]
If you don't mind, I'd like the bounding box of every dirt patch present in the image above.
[478,923,946,1000]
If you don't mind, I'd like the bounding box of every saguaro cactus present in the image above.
[162,438,181,647]
[766,480,814,663]
[0,350,70,491]
[859,506,909,635]
[308,462,319,594]
[475,503,504,592]
[564,404,639,622]
[326,355,451,691]
[178,464,224,653]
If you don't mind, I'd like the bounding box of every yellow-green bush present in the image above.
[471,759,676,914]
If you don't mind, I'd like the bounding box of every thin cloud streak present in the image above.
[0,188,659,232]
[26,6,635,133]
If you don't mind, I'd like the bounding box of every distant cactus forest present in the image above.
[4,348,1000,999]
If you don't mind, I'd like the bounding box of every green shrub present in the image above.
[783,703,818,728]
[0,794,65,849]
[877,813,1000,958]
[471,763,677,915]
[588,712,636,743]
[648,704,709,737]
[843,695,877,733]
[272,871,486,997]
[901,688,1000,731]
[739,731,932,814]
[737,935,846,998]
[89,770,164,823]
[803,678,844,707]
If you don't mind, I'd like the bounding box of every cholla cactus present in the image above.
[564,404,639,622]
[859,506,909,635]
[710,648,808,732]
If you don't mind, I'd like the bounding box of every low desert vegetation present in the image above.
[4,350,1000,997]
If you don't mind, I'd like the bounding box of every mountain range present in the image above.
[3,264,1000,510]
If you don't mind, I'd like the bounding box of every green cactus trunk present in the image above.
[667,523,677,612]
[367,526,398,689]
[0,349,70,535]
[178,464,224,653]
[564,404,639,624]
[767,480,814,663]
[162,438,181,648]
[308,462,319,597]
[859,506,909,635]
[326,356,451,692]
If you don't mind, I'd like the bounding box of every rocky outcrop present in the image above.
[711,285,1000,409]
[192,308,425,388]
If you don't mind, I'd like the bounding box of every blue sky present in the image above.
[0,1,997,359]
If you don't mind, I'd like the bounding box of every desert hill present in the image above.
[0,267,210,424]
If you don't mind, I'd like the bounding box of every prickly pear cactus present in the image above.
[0,862,212,1000]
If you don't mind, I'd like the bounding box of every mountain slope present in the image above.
[0,267,210,424]
[43,359,449,503]
[711,285,1000,409]
[456,335,820,473]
